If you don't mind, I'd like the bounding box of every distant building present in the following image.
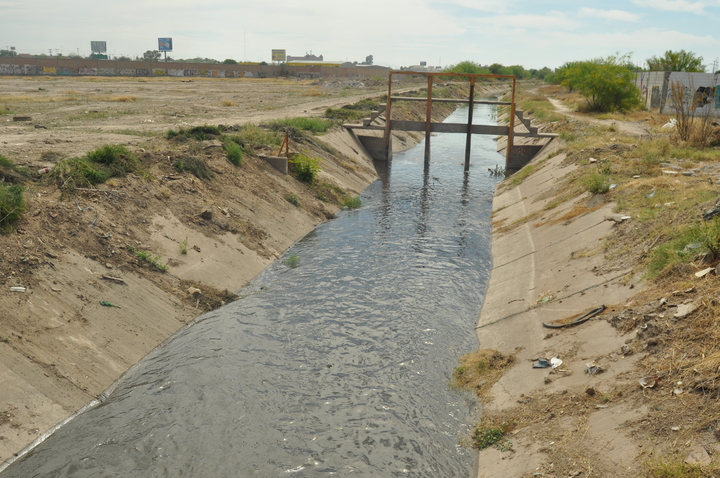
[287,53,323,62]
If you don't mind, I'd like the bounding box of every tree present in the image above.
[646,50,705,72]
[443,61,491,76]
[142,50,161,62]
[0,49,17,57]
[365,55,373,65]
[560,54,642,112]
[223,59,238,64]
[116,55,132,61]
[488,63,504,74]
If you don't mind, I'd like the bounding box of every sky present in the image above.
[2,0,720,71]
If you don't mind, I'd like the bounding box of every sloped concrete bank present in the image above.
[475,142,647,476]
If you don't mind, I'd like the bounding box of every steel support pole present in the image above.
[383,72,394,160]
[424,75,433,165]
[464,77,476,173]
[505,77,517,169]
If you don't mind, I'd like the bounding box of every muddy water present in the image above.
[2,104,504,477]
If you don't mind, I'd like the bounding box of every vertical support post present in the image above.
[383,72,394,160]
[424,75,433,165]
[505,77,517,169]
[464,77,476,173]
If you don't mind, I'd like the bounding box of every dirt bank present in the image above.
[473,90,720,477]
[0,76,509,466]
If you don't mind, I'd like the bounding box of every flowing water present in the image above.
[2,104,504,477]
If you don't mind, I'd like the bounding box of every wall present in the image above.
[636,71,720,115]
[0,57,391,80]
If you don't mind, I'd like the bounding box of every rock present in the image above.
[202,139,223,149]
[674,302,698,319]
[685,444,712,465]
[200,207,213,221]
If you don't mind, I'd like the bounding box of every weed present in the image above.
[342,196,362,209]
[582,172,610,194]
[270,117,335,134]
[473,424,512,451]
[85,144,139,175]
[509,164,537,186]
[284,254,300,268]
[0,183,25,233]
[648,218,720,278]
[221,99,235,107]
[173,156,215,180]
[233,123,282,147]
[0,154,30,183]
[179,236,189,254]
[68,111,109,121]
[128,245,169,272]
[110,96,138,102]
[644,458,719,477]
[0,337,8,343]
[285,194,300,207]
[224,141,243,167]
[290,154,322,183]
[166,125,223,141]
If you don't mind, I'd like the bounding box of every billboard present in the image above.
[90,41,107,53]
[271,49,286,62]
[158,38,173,52]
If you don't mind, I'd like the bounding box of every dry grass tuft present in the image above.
[110,95,138,102]
[221,99,235,107]
[453,348,516,398]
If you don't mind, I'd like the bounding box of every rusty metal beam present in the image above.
[383,72,394,160]
[505,77,517,169]
[390,97,511,106]
[464,77,475,173]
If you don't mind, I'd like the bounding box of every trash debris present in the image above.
[9,286,26,292]
[200,207,213,221]
[609,184,617,190]
[187,287,202,296]
[639,376,658,389]
[37,167,50,174]
[675,302,698,319]
[662,118,677,129]
[102,275,125,284]
[695,267,714,278]
[542,305,606,329]
[100,300,120,308]
[533,358,551,369]
[595,405,609,409]
[605,214,631,224]
[662,170,679,175]
[685,444,712,465]
[646,190,655,198]
[550,357,563,369]
[585,361,604,375]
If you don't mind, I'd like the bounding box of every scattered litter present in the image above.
[585,361,604,375]
[589,157,597,163]
[671,426,681,431]
[609,184,617,190]
[646,190,655,198]
[102,275,125,284]
[100,300,120,308]
[639,376,658,389]
[695,267,714,278]
[595,405,609,409]
[704,205,720,220]
[633,175,641,179]
[37,167,50,174]
[542,305,606,329]
[605,214,631,224]
[9,286,26,292]
[675,302,698,319]
[187,287,202,296]
[662,170,679,175]
[673,388,684,395]
[662,118,677,129]
[51,287,61,292]
[550,357,563,369]
[533,358,551,369]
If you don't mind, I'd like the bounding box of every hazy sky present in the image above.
[2,0,720,70]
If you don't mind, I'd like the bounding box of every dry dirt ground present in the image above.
[0,75,437,465]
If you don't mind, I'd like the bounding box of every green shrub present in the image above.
[582,173,610,194]
[166,125,223,141]
[342,196,362,209]
[285,194,300,207]
[224,141,243,167]
[648,218,720,278]
[85,144,139,176]
[0,183,25,233]
[284,254,300,268]
[234,124,282,147]
[49,157,110,188]
[173,156,215,180]
[271,117,334,134]
[0,154,29,183]
[290,154,322,183]
[473,424,512,451]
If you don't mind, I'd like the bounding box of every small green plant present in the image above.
[179,236,189,254]
[271,117,335,134]
[341,196,362,209]
[648,218,720,278]
[85,144,139,175]
[0,154,30,183]
[473,424,512,451]
[582,172,610,194]
[285,194,300,207]
[166,125,223,141]
[290,154,322,183]
[128,245,169,272]
[0,183,25,233]
[0,336,9,343]
[284,254,300,268]
[224,141,243,167]
[173,156,215,180]
[48,144,141,191]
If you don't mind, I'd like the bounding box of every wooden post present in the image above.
[383,72,394,160]
[464,77,476,173]
[505,77,517,169]
[424,75,433,165]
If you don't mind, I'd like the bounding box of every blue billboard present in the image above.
[158,38,173,52]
